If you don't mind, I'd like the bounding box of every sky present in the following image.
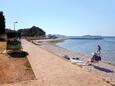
[0,0,115,36]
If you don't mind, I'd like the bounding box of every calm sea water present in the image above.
[56,37,115,65]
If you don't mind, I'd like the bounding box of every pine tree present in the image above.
[0,11,5,36]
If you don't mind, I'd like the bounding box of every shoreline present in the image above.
[55,43,115,67]
[33,38,115,66]
[32,39,115,81]
[50,39,115,66]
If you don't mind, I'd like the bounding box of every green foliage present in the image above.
[0,11,5,35]
[18,26,46,37]
[5,29,14,33]
[7,41,22,50]
[6,32,22,50]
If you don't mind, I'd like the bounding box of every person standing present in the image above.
[97,45,101,56]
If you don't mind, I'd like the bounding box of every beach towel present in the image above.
[70,58,86,66]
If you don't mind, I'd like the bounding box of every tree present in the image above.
[0,11,5,36]
[17,26,46,37]
[29,26,46,37]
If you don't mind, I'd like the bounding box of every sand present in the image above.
[0,42,35,85]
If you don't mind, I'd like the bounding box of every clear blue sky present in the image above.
[0,0,115,36]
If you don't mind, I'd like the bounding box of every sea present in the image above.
[56,37,115,65]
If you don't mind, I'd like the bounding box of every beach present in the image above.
[1,39,115,86]
[36,39,115,80]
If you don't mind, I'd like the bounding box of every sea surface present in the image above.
[56,37,115,65]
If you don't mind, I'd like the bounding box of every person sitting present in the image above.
[86,52,101,65]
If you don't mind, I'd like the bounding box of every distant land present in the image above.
[48,34,66,38]
[47,34,115,40]
[53,34,104,39]
[67,35,104,40]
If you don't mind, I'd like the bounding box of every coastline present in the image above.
[50,38,115,66]
[32,39,115,81]
[1,39,115,86]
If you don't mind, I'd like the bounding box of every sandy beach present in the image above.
[1,39,115,86]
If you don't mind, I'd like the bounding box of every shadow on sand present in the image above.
[8,51,29,58]
[93,65,114,73]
